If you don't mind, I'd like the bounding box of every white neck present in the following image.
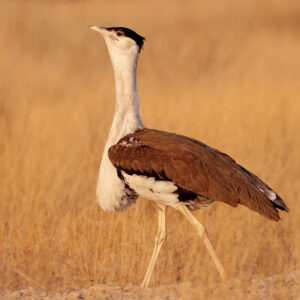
[105,45,144,148]
[96,40,144,212]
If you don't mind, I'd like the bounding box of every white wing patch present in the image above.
[258,187,277,201]
[266,190,276,201]
[122,172,180,207]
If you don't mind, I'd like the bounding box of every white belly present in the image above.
[97,152,136,212]
[122,172,180,208]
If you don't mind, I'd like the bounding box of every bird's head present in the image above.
[89,26,145,64]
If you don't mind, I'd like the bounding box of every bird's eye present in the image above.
[116,31,123,37]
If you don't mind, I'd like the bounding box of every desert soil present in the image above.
[1,270,299,300]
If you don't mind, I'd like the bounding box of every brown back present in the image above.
[109,128,287,221]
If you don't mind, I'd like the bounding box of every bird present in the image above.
[89,26,289,288]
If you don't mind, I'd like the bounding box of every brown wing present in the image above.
[108,128,288,221]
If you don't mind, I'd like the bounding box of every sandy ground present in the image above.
[1,270,299,300]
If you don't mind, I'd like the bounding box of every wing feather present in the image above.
[108,128,288,221]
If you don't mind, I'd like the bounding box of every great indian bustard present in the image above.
[89,26,289,287]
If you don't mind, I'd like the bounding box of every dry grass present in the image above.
[0,0,299,298]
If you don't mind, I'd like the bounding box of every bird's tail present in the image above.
[238,165,289,220]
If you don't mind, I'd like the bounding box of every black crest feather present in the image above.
[106,27,145,51]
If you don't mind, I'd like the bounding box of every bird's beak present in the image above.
[88,26,106,34]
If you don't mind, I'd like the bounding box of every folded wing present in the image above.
[108,128,288,221]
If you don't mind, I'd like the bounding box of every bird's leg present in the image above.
[176,205,226,281]
[141,203,166,288]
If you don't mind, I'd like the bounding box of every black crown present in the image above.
[106,27,145,51]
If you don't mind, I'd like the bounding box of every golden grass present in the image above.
[0,0,299,298]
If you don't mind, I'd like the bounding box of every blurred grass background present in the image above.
[0,0,299,298]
